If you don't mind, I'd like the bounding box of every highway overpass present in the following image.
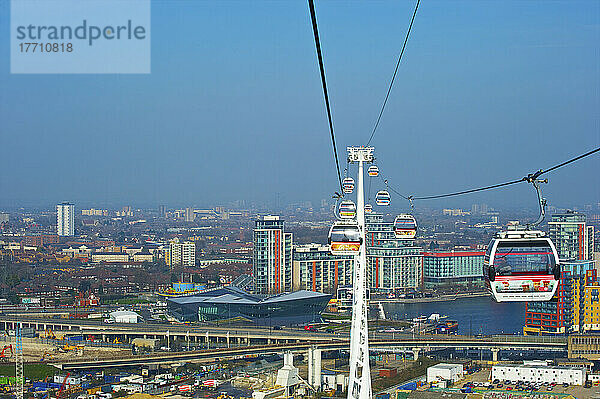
[56,335,567,371]
[0,316,336,345]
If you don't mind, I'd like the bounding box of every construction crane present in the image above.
[56,372,70,398]
[0,345,13,362]
[15,324,23,399]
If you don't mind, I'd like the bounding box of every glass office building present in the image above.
[167,286,331,325]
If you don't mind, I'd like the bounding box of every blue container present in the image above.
[33,382,49,389]
[398,382,417,391]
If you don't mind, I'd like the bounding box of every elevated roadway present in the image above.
[56,335,567,371]
[0,316,334,345]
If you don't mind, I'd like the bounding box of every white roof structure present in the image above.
[109,310,141,323]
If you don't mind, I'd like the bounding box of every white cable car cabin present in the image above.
[368,166,379,177]
[484,230,560,302]
[342,177,355,194]
[364,204,373,214]
[328,222,362,256]
[393,214,417,239]
[375,190,391,206]
[338,200,357,219]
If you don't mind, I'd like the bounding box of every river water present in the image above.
[383,296,526,336]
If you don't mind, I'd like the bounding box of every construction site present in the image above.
[1,328,131,364]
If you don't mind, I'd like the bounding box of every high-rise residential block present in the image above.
[524,260,596,335]
[166,239,196,268]
[253,216,293,294]
[366,213,423,290]
[185,207,195,222]
[293,243,353,293]
[56,202,75,236]
[549,211,594,261]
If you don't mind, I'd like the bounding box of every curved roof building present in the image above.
[167,286,331,325]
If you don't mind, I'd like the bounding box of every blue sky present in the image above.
[0,0,598,210]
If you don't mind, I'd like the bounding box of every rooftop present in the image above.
[167,286,330,306]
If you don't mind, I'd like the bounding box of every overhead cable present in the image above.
[366,0,421,146]
[308,0,343,194]
[384,146,600,201]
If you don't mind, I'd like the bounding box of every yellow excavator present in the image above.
[59,344,84,353]
[44,328,57,339]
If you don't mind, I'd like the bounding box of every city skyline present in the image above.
[1,1,598,208]
[1,2,600,396]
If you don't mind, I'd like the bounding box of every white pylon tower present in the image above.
[347,146,373,399]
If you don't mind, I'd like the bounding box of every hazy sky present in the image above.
[1,1,598,210]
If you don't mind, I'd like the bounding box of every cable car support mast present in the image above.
[347,146,373,399]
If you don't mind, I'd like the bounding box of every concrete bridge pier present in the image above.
[411,347,421,361]
[491,348,500,362]
[308,347,322,390]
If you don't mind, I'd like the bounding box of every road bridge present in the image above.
[0,316,334,346]
[56,335,567,371]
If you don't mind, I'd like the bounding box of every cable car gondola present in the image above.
[375,190,391,206]
[338,200,357,219]
[368,166,379,177]
[364,204,373,214]
[342,178,355,194]
[393,214,417,239]
[328,222,362,256]
[484,230,560,302]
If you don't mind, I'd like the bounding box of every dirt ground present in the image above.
[1,338,132,363]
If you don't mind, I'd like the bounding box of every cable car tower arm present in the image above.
[525,175,548,229]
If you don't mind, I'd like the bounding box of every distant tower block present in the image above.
[56,202,75,236]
